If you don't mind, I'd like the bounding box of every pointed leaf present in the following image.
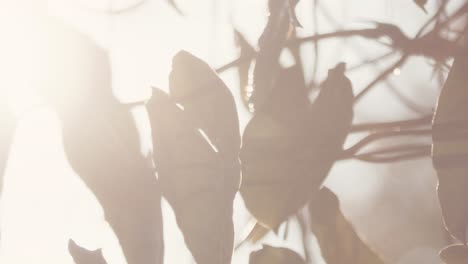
[240,64,353,232]
[309,187,385,264]
[148,51,241,264]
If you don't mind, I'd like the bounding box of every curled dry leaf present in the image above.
[249,245,305,264]
[251,0,301,111]
[440,244,468,264]
[432,45,468,244]
[148,51,241,264]
[240,63,354,233]
[309,187,385,264]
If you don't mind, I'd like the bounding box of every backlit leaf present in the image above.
[309,187,385,264]
[148,51,241,264]
[240,63,353,232]
[432,45,468,244]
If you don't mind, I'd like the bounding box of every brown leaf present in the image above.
[147,51,241,264]
[240,64,354,233]
[249,245,305,264]
[309,187,385,264]
[432,45,468,244]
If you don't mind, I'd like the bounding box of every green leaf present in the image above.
[249,245,305,264]
[148,51,241,264]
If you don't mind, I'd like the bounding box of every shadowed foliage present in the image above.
[240,62,353,234]
[147,51,240,264]
[0,1,467,264]
[309,187,385,264]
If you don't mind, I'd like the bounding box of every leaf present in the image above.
[249,245,305,264]
[68,240,107,264]
[308,187,385,264]
[39,19,164,264]
[234,30,256,110]
[440,244,468,264]
[169,50,241,157]
[432,46,468,244]
[250,0,301,111]
[147,51,241,264]
[240,63,353,233]
[413,0,428,13]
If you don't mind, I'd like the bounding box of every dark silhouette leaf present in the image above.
[148,51,241,264]
[308,187,385,264]
[440,244,468,264]
[250,0,301,111]
[432,45,468,244]
[68,239,107,264]
[37,17,163,264]
[240,63,353,232]
[249,245,305,264]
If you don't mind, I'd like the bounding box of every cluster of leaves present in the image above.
[0,0,467,263]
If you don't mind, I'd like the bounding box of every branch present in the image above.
[350,115,433,133]
[352,145,431,163]
[343,129,432,157]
